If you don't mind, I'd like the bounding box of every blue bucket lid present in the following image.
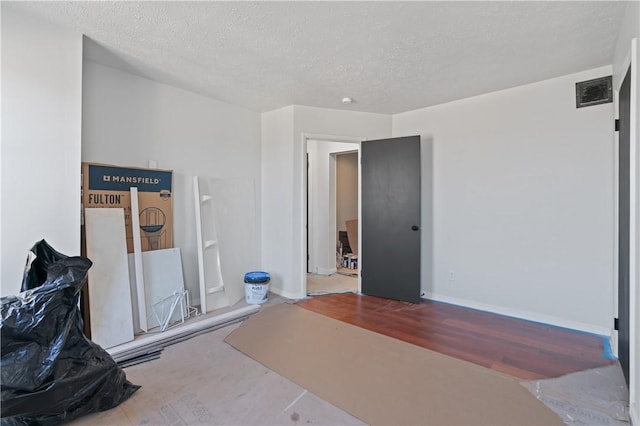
[244,271,270,283]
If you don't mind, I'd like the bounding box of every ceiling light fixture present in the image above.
[341,97,354,105]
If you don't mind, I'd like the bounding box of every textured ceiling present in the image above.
[5,1,628,114]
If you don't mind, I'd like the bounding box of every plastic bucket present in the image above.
[244,271,271,304]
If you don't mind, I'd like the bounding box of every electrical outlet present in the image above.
[448,270,455,281]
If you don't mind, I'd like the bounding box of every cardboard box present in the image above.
[82,162,173,252]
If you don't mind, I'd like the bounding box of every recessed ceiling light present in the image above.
[342,97,354,105]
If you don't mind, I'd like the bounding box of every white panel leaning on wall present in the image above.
[193,176,259,314]
[84,208,134,349]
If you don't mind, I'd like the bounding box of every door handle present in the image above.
[411,225,420,231]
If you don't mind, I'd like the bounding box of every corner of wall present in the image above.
[1,7,83,296]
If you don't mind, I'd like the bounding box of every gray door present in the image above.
[618,67,631,385]
[361,136,421,303]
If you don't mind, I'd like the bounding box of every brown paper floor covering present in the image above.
[226,303,564,426]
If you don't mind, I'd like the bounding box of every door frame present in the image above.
[625,38,639,418]
[299,133,365,296]
[613,37,638,411]
[615,64,632,384]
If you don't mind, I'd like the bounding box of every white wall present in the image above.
[1,7,83,295]
[262,105,391,298]
[393,66,615,334]
[336,152,359,233]
[261,106,295,298]
[82,61,261,306]
[612,2,639,89]
[612,2,640,421]
[307,140,357,275]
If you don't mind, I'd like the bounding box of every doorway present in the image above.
[305,136,361,296]
[302,135,424,303]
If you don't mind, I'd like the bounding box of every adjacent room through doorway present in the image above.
[305,138,360,296]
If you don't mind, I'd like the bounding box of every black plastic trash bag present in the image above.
[19,239,68,293]
[1,240,139,425]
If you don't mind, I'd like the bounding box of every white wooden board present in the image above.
[128,248,185,331]
[130,187,148,332]
[84,208,134,349]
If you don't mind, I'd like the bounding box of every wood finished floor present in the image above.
[296,293,614,380]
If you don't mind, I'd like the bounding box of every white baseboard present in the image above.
[317,266,337,276]
[270,286,306,300]
[630,403,638,426]
[610,329,619,357]
[422,292,612,337]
